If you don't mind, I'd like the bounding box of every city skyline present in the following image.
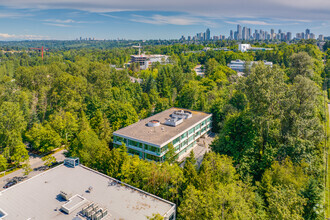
[0,0,329,40]
[182,26,325,42]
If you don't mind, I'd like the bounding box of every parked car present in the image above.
[3,180,17,189]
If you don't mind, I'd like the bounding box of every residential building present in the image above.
[237,24,242,40]
[206,28,210,40]
[319,35,324,41]
[0,158,176,220]
[230,30,233,40]
[242,27,247,40]
[113,108,212,162]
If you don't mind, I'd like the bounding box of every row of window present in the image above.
[127,148,163,162]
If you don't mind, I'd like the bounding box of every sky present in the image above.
[0,0,329,40]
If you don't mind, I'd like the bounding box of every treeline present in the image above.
[0,41,328,219]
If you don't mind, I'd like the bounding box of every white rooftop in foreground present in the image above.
[0,164,175,220]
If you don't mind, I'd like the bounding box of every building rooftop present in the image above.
[0,164,175,220]
[113,107,212,147]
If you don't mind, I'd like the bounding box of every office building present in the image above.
[0,158,176,220]
[228,59,273,72]
[113,108,212,162]
[130,54,169,70]
[238,44,273,52]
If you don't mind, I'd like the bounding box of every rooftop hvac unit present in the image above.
[172,110,192,119]
[164,117,183,127]
[86,207,93,216]
[94,212,102,220]
[59,191,72,201]
[102,209,108,217]
[89,211,96,218]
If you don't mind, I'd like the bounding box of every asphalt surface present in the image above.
[0,149,67,190]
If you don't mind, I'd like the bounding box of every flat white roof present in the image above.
[0,164,175,220]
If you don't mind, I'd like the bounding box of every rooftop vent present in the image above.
[147,120,160,127]
[172,110,192,119]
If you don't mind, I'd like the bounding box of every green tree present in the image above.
[42,155,56,167]
[22,162,32,176]
[0,155,8,171]
[289,52,314,80]
[10,143,29,166]
[104,101,138,131]
[25,123,62,153]
[70,128,108,167]
[90,110,113,145]
[147,213,164,220]
[0,102,27,151]
[260,159,307,220]
[48,111,79,144]
[165,143,176,163]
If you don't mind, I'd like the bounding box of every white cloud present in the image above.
[131,14,215,26]
[0,0,330,21]
[0,32,49,40]
[44,19,75,23]
[238,20,280,26]
[43,22,72,27]
[0,12,33,18]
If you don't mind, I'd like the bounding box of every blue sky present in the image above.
[0,0,329,40]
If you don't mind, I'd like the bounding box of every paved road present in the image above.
[194,65,205,77]
[0,149,67,190]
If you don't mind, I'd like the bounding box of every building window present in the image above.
[195,131,200,138]
[114,136,123,143]
[181,132,187,139]
[128,140,142,148]
[195,124,200,130]
[145,144,160,154]
[188,127,194,136]
[173,136,180,146]
[188,136,194,143]
[128,148,141,156]
[146,153,160,162]
[182,139,188,149]
[161,145,168,153]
